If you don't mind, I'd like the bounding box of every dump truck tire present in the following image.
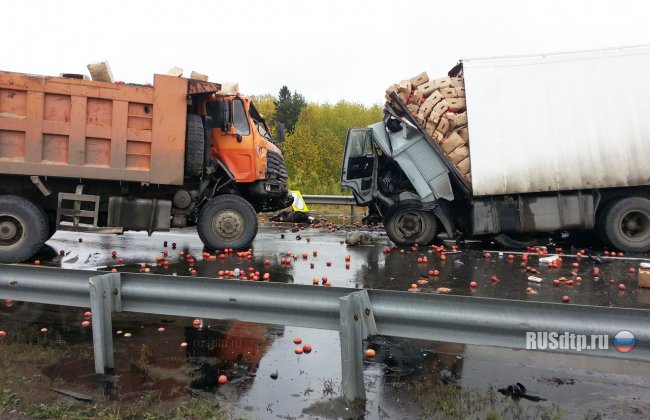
[602,197,650,252]
[185,114,205,177]
[384,201,437,246]
[0,195,48,263]
[197,194,258,250]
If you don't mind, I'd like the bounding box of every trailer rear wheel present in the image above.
[0,195,48,263]
[185,114,205,177]
[602,197,650,252]
[384,202,437,246]
[197,194,258,250]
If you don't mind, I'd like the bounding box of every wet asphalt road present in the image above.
[2,225,650,418]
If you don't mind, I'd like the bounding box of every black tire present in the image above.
[596,200,617,247]
[197,194,258,250]
[384,201,437,246]
[0,195,48,263]
[36,206,57,241]
[602,197,650,252]
[185,114,205,177]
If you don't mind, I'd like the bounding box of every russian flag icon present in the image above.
[614,331,636,353]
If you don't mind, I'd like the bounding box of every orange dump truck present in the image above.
[0,70,292,263]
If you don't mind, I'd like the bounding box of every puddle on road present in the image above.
[2,226,650,417]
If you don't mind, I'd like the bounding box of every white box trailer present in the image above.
[464,45,650,196]
[341,45,650,252]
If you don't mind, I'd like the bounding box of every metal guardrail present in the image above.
[302,195,357,206]
[1,264,650,402]
[301,195,358,218]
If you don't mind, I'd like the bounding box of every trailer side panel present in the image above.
[463,45,650,196]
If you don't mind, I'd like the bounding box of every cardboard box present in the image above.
[447,98,466,112]
[427,114,440,128]
[409,91,423,105]
[87,61,115,82]
[439,87,457,98]
[219,82,239,95]
[457,156,471,174]
[436,117,450,135]
[430,99,450,119]
[407,103,420,114]
[410,72,429,87]
[457,127,470,142]
[441,132,465,154]
[190,71,209,81]
[386,83,399,97]
[639,268,650,288]
[448,112,468,129]
[433,76,452,89]
[165,66,184,77]
[450,77,464,87]
[455,86,466,97]
[416,81,436,98]
[399,80,413,94]
[448,145,470,164]
[418,91,443,119]
[433,131,445,142]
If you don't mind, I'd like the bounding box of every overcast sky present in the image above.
[3,0,649,105]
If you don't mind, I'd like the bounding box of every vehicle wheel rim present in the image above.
[0,215,23,246]
[620,210,650,242]
[395,210,425,240]
[212,210,244,241]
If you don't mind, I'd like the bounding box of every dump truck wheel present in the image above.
[602,197,650,253]
[0,195,48,263]
[185,114,205,177]
[197,194,258,250]
[384,202,437,246]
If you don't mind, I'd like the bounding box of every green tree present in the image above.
[274,86,306,133]
[283,101,382,195]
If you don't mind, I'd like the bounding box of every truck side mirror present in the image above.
[276,122,286,143]
[218,100,231,132]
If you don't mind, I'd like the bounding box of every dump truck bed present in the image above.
[0,71,220,185]
[463,45,650,196]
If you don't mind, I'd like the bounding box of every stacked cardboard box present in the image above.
[385,72,471,183]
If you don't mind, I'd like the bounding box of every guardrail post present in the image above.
[350,205,355,222]
[89,273,122,374]
[339,290,378,402]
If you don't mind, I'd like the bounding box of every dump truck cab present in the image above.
[199,94,290,212]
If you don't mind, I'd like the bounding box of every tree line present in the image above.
[252,87,382,195]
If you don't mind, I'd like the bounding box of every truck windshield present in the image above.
[248,102,273,142]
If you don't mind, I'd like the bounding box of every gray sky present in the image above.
[3,0,649,106]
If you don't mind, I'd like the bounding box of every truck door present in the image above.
[341,128,376,205]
